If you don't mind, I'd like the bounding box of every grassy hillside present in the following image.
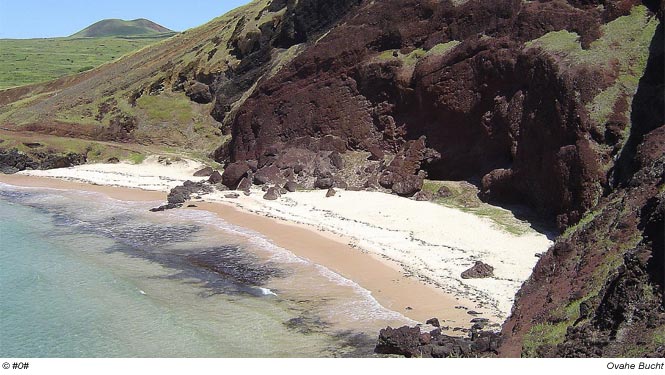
[0,0,297,162]
[70,18,174,38]
[0,36,172,89]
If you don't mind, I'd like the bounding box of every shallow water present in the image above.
[0,184,411,357]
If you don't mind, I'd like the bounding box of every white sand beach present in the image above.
[13,157,553,323]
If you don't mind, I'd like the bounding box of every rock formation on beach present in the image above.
[0,0,662,358]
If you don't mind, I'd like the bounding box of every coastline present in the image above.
[1,157,553,327]
[0,172,473,328]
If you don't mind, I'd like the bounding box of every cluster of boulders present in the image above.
[150,179,214,212]
[375,320,501,358]
[216,135,440,200]
[0,148,86,174]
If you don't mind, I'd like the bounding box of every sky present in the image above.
[0,0,251,39]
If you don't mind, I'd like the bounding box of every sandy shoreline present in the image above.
[2,157,553,326]
[0,172,473,327]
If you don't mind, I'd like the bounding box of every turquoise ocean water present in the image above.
[0,184,409,357]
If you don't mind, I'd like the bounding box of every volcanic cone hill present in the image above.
[0,0,663,357]
[70,18,174,38]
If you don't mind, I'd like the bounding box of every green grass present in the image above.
[522,322,569,357]
[135,93,193,123]
[561,208,601,239]
[425,41,460,58]
[376,48,425,66]
[127,152,146,164]
[0,36,171,89]
[525,6,657,131]
[0,130,152,164]
[422,179,532,235]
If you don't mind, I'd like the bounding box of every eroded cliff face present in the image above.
[500,19,664,358]
[217,0,656,231]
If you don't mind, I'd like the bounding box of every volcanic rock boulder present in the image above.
[379,137,439,196]
[254,165,284,185]
[263,187,281,200]
[461,261,495,279]
[193,166,214,177]
[208,170,223,184]
[185,81,213,104]
[222,161,251,189]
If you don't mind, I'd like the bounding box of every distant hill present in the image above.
[70,18,175,38]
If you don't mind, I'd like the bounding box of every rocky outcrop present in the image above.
[185,81,213,104]
[168,180,213,204]
[221,161,252,189]
[375,325,500,358]
[193,166,214,177]
[500,18,664,356]
[217,0,648,227]
[461,261,495,279]
[0,148,86,174]
[208,170,223,184]
[263,186,281,200]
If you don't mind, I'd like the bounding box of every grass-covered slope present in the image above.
[0,0,296,162]
[0,36,171,89]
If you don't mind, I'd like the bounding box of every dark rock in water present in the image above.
[208,171,223,184]
[263,187,281,200]
[107,157,120,164]
[167,180,212,205]
[193,166,214,177]
[284,181,298,192]
[150,203,182,212]
[168,189,188,204]
[314,177,333,189]
[221,161,251,189]
[326,188,336,197]
[186,246,283,287]
[225,193,240,199]
[376,324,500,358]
[467,311,482,316]
[461,261,495,279]
[187,204,197,208]
[426,318,441,328]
